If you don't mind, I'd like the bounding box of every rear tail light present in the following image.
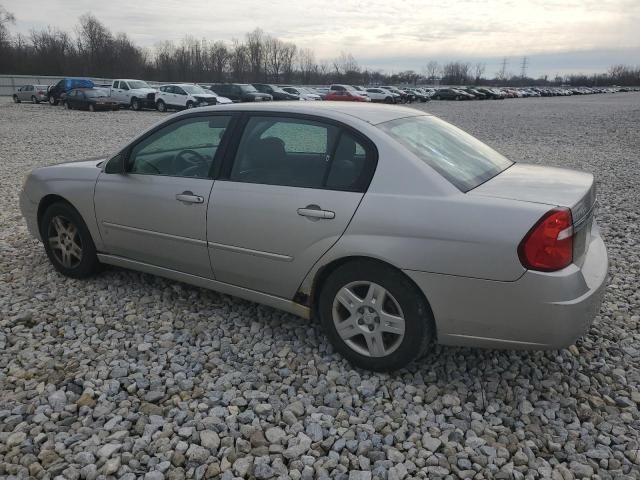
[518,207,573,271]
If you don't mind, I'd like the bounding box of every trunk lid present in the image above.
[470,163,596,266]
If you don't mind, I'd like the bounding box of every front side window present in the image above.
[128,116,231,178]
[378,115,513,192]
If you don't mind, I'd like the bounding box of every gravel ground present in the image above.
[1,94,639,480]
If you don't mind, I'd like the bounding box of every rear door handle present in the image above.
[176,191,204,204]
[297,205,335,220]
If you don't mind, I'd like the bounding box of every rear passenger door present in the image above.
[207,114,377,299]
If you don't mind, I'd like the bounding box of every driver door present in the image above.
[94,114,233,278]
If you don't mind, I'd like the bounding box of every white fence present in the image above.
[0,74,166,96]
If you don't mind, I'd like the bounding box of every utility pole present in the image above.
[520,56,528,79]
[498,57,508,82]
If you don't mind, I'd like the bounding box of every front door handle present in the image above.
[176,191,204,204]
[297,204,335,220]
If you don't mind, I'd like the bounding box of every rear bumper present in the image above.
[405,221,608,349]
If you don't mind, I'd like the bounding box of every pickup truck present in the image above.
[110,79,157,110]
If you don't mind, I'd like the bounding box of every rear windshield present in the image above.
[86,88,109,98]
[378,115,513,192]
[240,85,258,92]
[128,80,150,89]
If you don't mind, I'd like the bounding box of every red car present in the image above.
[325,90,369,102]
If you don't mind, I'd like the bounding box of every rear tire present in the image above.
[13,95,20,103]
[156,100,167,112]
[31,95,39,104]
[40,202,99,278]
[318,260,435,371]
[89,103,95,112]
[64,101,71,110]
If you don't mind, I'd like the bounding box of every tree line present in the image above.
[1,7,638,87]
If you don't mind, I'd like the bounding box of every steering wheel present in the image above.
[174,149,208,176]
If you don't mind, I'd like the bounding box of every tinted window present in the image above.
[230,117,338,188]
[129,116,231,178]
[378,115,513,192]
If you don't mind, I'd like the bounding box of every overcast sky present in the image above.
[3,0,639,77]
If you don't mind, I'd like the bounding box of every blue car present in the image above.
[47,78,95,105]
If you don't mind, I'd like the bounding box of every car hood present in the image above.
[47,156,106,169]
[470,163,595,223]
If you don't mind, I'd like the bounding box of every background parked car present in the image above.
[155,84,219,112]
[63,88,119,111]
[252,84,299,100]
[365,87,397,103]
[13,84,49,104]
[110,79,157,110]
[325,89,369,102]
[207,83,272,102]
[380,86,410,103]
[47,78,95,105]
[279,86,322,100]
[197,88,233,104]
[433,88,473,100]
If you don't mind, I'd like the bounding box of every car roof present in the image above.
[181,102,428,125]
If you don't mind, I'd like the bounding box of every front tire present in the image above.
[64,101,71,110]
[41,202,99,278]
[31,95,39,103]
[49,96,58,106]
[156,100,167,112]
[89,103,95,112]
[186,101,195,109]
[131,98,140,111]
[318,260,435,371]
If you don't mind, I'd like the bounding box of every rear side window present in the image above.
[113,81,120,89]
[378,115,513,192]
[326,132,373,192]
[229,116,376,191]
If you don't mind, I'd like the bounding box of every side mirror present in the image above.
[104,153,126,174]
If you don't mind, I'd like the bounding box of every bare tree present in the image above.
[425,60,440,82]
[245,28,265,82]
[209,40,229,82]
[230,39,248,83]
[280,42,296,83]
[297,47,315,84]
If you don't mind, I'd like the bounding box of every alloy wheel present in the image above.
[48,215,83,269]
[332,281,405,357]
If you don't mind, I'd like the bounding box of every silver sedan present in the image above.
[20,103,608,371]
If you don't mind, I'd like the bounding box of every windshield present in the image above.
[86,88,109,98]
[182,85,208,94]
[378,115,513,192]
[128,80,150,89]
[240,84,258,92]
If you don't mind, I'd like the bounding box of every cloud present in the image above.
[3,0,639,75]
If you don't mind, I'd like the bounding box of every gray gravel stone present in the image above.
[1,96,639,480]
